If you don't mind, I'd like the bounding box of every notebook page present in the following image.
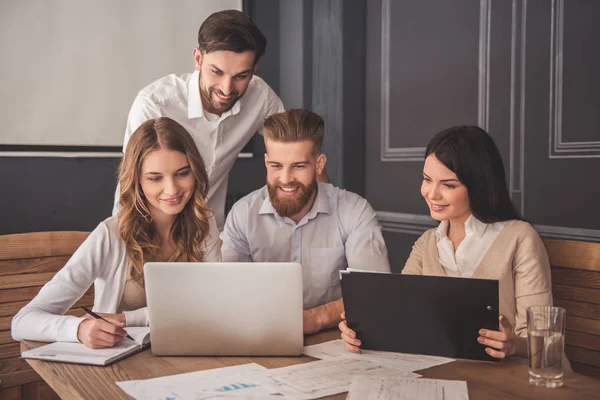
[125,327,151,345]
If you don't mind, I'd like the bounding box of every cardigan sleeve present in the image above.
[401,232,427,275]
[512,223,553,337]
[11,221,114,343]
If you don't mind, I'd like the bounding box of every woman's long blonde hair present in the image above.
[118,117,211,281]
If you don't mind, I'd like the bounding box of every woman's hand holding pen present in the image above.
[339,312,361,353]
[83,312,126,326]
[77,313,128,349]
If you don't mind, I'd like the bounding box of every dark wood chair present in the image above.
[0,231,91,399]
[544,239,600,379]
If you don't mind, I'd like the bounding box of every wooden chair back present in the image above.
[0,231,90,399]
[544,239,600,380]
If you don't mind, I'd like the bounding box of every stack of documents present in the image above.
[116,340,466,399]
[242,358,419,399]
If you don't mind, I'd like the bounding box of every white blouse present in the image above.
[12,214,221,343]
[436,215,506,278]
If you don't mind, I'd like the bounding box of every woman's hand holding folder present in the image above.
[338,312,361,353]
[477,314,525,359]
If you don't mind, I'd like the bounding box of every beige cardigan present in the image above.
[402,220,552,337]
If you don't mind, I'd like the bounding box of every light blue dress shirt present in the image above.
[221,182,391,309]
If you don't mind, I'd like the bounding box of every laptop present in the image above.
[341,271,499,361]
[144,262,304,356]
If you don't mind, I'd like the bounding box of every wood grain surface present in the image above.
[20,329,600,400]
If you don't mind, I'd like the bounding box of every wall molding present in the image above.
[0,152,122,158]
[376,211,438,235]
[549,0,600,159]
[380,0,491,162]
[377,211,600,242]
[508,0,527,215]
[312,0,344,183]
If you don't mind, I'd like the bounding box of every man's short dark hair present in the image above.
[198,10,266,63]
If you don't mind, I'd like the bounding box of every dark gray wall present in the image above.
[232,0,369,197]
[365,0,600,269]
[0,157,120,234]
[5,0,596,263]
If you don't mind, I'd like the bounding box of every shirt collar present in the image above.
[187,70,243,120]
[435,214,488,242]
[464,214,487,237]
[187,70,204,119]
[220,97,242,119]
[258,188,277,215]
[258,182,332,219]
[304,182,332,218]
[435,220,449,242]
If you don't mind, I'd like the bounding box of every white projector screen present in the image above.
[0,0,242,148]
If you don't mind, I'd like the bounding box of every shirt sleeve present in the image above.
[512,224,553,337]
[112,93,161,216]
[220,201,253,262]
[344,198,391,273]
[11,223,113,342]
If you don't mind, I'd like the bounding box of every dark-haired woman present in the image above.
[339,126,553,360]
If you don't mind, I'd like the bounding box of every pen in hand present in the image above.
[81,306,134,341]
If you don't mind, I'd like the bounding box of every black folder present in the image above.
[340,271,499,362]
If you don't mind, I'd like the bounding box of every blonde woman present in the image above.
[12,117,220,348]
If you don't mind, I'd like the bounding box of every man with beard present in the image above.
[112,10,284,230]
[220,109,390,334]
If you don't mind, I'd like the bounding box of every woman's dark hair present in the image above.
[425,125,522,223]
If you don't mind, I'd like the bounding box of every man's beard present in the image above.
[268,179,317,218]
[199,74,240,114]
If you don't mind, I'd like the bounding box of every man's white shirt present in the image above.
[113,70,284,229]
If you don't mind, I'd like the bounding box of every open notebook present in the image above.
[21,327,150,366]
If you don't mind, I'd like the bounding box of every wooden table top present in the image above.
[22,330,600,400]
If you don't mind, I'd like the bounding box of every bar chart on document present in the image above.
[116,363,275,399]
[215,382,258,392]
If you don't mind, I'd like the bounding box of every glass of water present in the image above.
[526,306,566,388]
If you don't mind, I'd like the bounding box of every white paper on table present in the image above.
[347,376,469,400]
[116,363,280,400]
[242,358,419,400]
[303,339,455,372]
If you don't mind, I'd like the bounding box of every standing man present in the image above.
[221,109,391,334]
[113,10,284,229]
